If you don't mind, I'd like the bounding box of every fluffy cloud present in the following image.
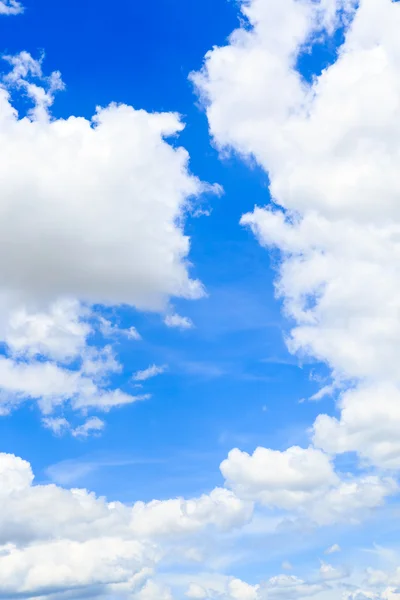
[220,446,396,525]
[129,488,253,538]
[313,383,400,469]
[186,578,259,600]
[0,347,146,416]
[185,574,327,600]
[4,298,90,362]
[0,45,217,428]
[195,0,400,468]
[221,446,338,509]
[164,313,194,330]
[0,52,214,311]
[0,452,251,598]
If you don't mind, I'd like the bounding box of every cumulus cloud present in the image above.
[0,51,215,310]
[5,298,90,362]
[220,446,396,525]
[194,0,400,469]
[313,383,400,469]
[0,452,251,598]
[0,46,217,428]
[185,574,328,600]
[0,348,146,416]
[221,446,338,509]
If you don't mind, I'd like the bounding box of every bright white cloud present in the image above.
[0,51,214,311]
[0,351,145,416]
[0,45,217,429]
[130,488,253,538]
[313,383,400,469]
[220,446,396,525]
[194,0,400,469]
[221,446,338,509]
[0,452,251,598]
[5,298,90,361]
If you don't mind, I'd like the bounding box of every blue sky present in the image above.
[0,0,323,494]
[1,0,400,599]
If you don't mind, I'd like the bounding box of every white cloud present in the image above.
[99,317,142,340]
[0,351,146,416]
[185,574,326,600]
[0,45,218,429]
[194,0,400,469]
[0,452,252,598]
[133,364,167,382]
[261,574,325,599]
[186,578,260,600]
[0,0,23,15]
[130,488,253,538]
[164,313,194,330]
[42,417,70,436]
[319,561,347,581]
[5,298,90,362]
[71,416,105,438]
[313,383,400,469]
[0,51,215,311]
[220,446,396,525]
[221,446,338,510]
[137,580,173,600]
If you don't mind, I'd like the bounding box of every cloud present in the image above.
[164,313,194,330]
[0,451,252,598]
[133,364,167,382]
[325,544,341,555]
[42,417,70,436]
[71,416,105,438]
[0,0,23,15]
[5,298,90,362]
[0,45,218,429]
[98,317,142,340]
[0,349,146,416]
[221,446,338,510]
[319,561,348,581]
[185,574,327,600]
[220,446,396,525]
[0,51,216,311]
[313,383,400,469]
[194,0,400,468]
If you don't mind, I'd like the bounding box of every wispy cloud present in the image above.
[133,364,167,382]
[45,455,166,486]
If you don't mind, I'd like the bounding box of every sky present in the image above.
[0,0,400,598]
